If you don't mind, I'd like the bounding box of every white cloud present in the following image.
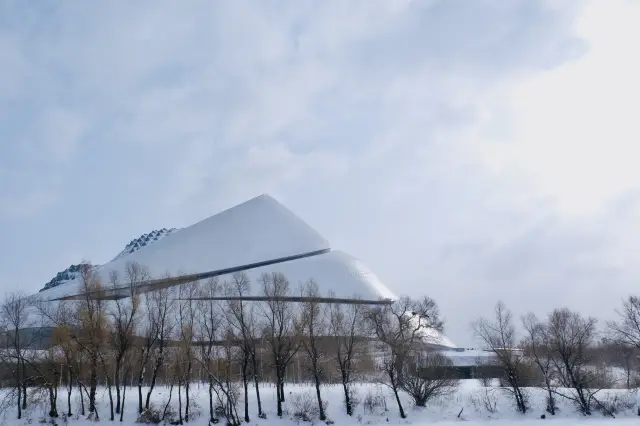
[470,0,640,217]
[39,108,85,163]
[5,0,639,346]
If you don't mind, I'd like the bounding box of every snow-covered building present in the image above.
[31,194,456,349]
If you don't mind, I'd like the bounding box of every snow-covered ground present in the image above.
[2,380,639,425]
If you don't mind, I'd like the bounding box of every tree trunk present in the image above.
[67,366,73,416]
[80,379,99,420]
[16,368,22,420]
[146,353,164,410]
[185,356,192,422]
[137,359,145,413]
[49,384,59,418]
[577,387,591,415]
[393,386,405,419]
[514,383,527,414]
[342,379,353,416]
[276,369,283,417]
[279,371,285,402]
[341,369,352,415]
[314,371,325,420]
[546,386,555,415]
[106,371,115,421]
[120,376,127,422]
[89,353,98,414]
[390,377,405,419]
[543,376,555,415]
[115,356,122,414]
[242,358,249,422]
[79,375,85,416]
[251,352,263,416]
[178,380,184,425]
[208,377,214,422]
[162,383,174,422]
[185,377,190,423]
[21,359,27,411]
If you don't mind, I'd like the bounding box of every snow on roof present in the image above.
[37,194,330,301]
[439,348,502,366]
[31,194,457,349]
[205,250,397,302]
[420,327,457,349]
[402,311,456,349]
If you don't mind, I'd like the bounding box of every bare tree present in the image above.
[196,277,222,423]
[224,272,257,421]
[144,284,176,412]
[606,295,640,390]
[98,324,116,421]
[120,349,135,422]
[546,308,599,415]
[168,339,186,426]
[260,272,301,417]
[51,324,75,416]
[39,344,60,419]
[366,296,444,419]
[35,262,107,420]
[299,280,327,421]
[471,301,528,414]
[599,337,638,389]
[40,299,80,417]
[609,296,640,348]
[616,343,637,390]
[0,292,34,420]
[521,313,556,415]
[193,281,242,426]
[203,328,242,426]
[110,262,146,416]
[328,298,365,416]
[73,262,108,419]
[399,351,459,407]
[137,291,159,414]
[177,281,198,422]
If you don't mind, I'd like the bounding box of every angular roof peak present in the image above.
[39,194,331,300]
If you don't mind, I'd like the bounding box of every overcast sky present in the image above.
[1,1,639,347]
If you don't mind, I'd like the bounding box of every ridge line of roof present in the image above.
[50,248,332,301]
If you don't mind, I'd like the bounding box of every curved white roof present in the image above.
[32,193,455,348]
[38,194,330,301]
[207,250,396,302]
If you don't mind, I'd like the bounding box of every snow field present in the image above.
[2,380,639,426]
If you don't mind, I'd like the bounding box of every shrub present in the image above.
[470,388,498,414]
[593,392,637,416]
[363,388,386,414]
[214,402,226,418]
[291,392,328,422]
[136,405,162,424]
[346,387,361,413]
[545,394,558,415]
[399,353,459,407]
[186,399,203,421]
[160,401,178,425]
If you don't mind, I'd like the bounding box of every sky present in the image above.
[1,0,640,347]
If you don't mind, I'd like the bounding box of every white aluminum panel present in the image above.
[38,194,329,300]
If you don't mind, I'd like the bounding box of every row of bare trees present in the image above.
[7,262,640,423]
[472,297,640,418]
[0,261,451,423]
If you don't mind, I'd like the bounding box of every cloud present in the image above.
[3,0,639,346]
[468,0,640,217]
[400,0,640,344]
